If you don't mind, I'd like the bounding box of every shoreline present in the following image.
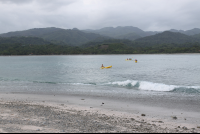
[0,92,199,133]
[0,53,200,56]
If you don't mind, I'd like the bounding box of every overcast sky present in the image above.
[0,0,200,34]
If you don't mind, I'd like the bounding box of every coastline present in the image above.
[0,53,200,56]
[0,92,199,133]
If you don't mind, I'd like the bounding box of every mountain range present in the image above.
[0,26,200,47]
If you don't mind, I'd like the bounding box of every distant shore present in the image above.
[0,53,200,56]
[0,92,199,133]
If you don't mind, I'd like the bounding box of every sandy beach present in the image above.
[0,92,200,133]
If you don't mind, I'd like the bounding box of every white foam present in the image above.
[108,80,138,86]
[108,80,179,92]
[66,80,199,93]
[139,81,177,92]
[70,83,93,85]
[187,86,200,89]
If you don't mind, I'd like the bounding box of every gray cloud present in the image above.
[0,0,33,4]
[0,0,200,34]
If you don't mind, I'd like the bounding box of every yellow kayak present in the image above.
[100,66,112,69]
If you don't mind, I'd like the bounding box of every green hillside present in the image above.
[1,27,200,47]
[0,27,62,37]
[41,28,110,46]
[116,33,142,40]
[83,26,145,38]
[80,39,132,48]
[132,31,200,47]
[0,27,111,46]
[82,26,160,39]
[0,36,52,45]
[192,33,200,39]
[184,28,200,35]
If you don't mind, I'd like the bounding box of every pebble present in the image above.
[172,116,177,120]
[182,126,188,130]
[0,101,196,133]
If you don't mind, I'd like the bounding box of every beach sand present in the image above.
[0,92,200,133]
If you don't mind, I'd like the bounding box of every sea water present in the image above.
[0,54,200,100]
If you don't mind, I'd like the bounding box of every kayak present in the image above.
[100,66,112,69]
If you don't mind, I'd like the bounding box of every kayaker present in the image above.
[101,64,104,67]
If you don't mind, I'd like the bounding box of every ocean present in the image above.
[0,54,200,101]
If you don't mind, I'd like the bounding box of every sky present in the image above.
[0,0,200,34]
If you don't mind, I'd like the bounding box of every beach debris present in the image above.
[141,114,146,116]
[130,118,135,121]
[182,126,188,130]
[152,121,163,123]
[172,116,177,120]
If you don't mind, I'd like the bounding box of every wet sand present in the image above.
[0,92,200,133]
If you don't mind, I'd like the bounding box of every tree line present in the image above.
[0,42,200,55]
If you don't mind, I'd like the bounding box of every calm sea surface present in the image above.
[0,54,200,99]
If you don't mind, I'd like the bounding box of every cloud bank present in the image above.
[0,0,200,33]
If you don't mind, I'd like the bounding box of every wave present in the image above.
[0,77,97,86]
[33,81,57,84]
[33,81,96,85]
[107,80,200,93]
[70,83,96,85]
[1,77,199,94]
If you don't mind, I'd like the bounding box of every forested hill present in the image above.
[0,27,111,46]
[81,31,200,48]
[0,27,62,37]
[82,26,159,39]
[132,31,200,47]
[40,28,111,46]
[192,33,200,39]
[0,36,52,45]
[168,28,200,36]
[1,27,200,47]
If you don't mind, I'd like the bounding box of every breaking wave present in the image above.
[107,80,200,93]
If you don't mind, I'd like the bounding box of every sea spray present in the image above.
[106,80,200,93]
